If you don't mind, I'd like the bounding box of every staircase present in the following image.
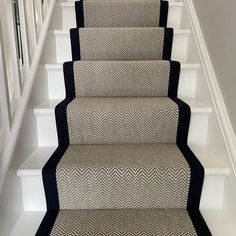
[8,0,236,235]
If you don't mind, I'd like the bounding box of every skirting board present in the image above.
[184,0,236,175]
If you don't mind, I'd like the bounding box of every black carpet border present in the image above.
[160,1,169,27]
[64,61,75,98]
[163,28,173,60]
[70,28,81,61]
[75,0,84,28]
[36,210,59,236]
[36,97,73,235]
[172,97,212,236]
[168,61,180,97]
[36,58,76,234]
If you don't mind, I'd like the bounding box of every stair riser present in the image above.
[19,173,225,211]
[42,31,190,64]
[20,176,46,211]
[34,110,209,146]
[178,66,198,98]
[39,65,198,100]
[51,3,183,30]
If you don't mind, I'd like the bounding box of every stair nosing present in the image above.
[50,29,191,35]
[40,63,200,70]
[33,98,212,115]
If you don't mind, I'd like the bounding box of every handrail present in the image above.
[0,0,56,194]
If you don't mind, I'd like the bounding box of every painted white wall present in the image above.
[192,0,236,134]
[0,104,2,129]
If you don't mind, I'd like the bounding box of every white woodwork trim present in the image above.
[0,23,11,133]
[184,0,236,175]
[29,0,37,50]
[0,0,56,195]
[5,0,22,100]
[0,0,22,108]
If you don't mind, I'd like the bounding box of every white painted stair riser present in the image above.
[51,2,183,30]
[38,64,199,100]
[42,30,190,64]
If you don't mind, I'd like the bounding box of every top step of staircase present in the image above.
[52,1,184,30]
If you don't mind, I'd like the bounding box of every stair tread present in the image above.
[33,98,212,114]
[17,144,229,177]
[75,0,165,28]
[9,209,236,236]
[41,209,197,235]
[42,62,200,70]
[52,1,184,31]
[40,62,200,99]
[52,144,193,209]
[44,28,190,64]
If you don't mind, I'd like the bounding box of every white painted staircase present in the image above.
[7,0,236,235]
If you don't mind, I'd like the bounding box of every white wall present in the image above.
[0,104,2,129]
[192,0,236,134]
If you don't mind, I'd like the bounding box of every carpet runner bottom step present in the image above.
[49,209,197,235]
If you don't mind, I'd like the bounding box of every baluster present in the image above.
[24,0,37,60]
[18,0,30,71]
[34,0,43,40]
[42,0,49,19]
[0,0,22,106]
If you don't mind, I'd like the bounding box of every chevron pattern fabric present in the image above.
[37,0,212,235]
[56,144,190,209]
[82,1,161,27]
[73,61,171,97]
[79,27,165,61]
[51,209,197,236]
[67,97,179,144]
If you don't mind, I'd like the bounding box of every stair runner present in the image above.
[37,0,212,235]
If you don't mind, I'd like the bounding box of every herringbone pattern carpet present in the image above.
[67,97,179,144]
[51,209,197,236]
[37,0,211,235]
[82,1,161,27]
[73,61,171,97]
[56,144,190,209]
[79,27,165,61]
